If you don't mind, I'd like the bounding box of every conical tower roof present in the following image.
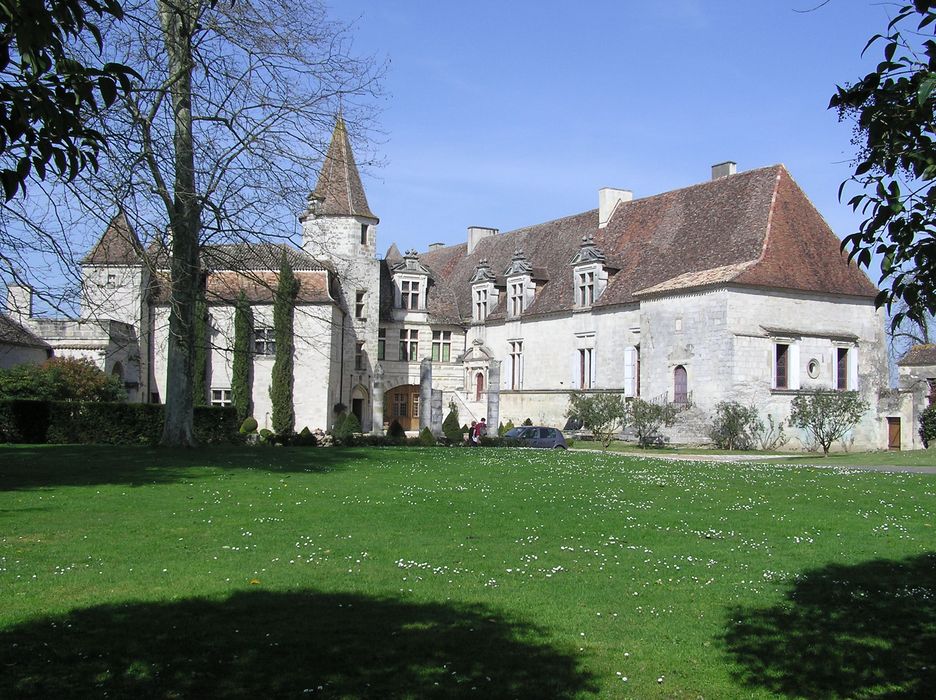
[311,116,377,221]
[82,210,144,265]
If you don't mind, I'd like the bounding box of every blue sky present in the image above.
[330,0,893,260]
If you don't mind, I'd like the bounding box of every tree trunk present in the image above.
[158,0,201,447]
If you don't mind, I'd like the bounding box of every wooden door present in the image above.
[887,417,901,450]
[385,385,420,431]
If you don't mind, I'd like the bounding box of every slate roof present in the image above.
[82,211,144,265]
[408,165,877,324]
[897,344,936,367]
[0,313,51,349]
[310,116,377,221]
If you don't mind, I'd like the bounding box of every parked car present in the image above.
[504,426,568,449]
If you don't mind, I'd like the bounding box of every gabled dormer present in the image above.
[470,259,498,323]
[504,249,534,319]
[570,235,608,309]
[391,249,431,311]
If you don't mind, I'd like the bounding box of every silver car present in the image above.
[504,426,568,449]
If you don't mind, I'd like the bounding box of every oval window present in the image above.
[807,359,820,379]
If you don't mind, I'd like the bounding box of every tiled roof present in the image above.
[150,270,332,305]
[412,166,877,323]
[82,211,144,265]
[898,344,936,367]
[0,313,51,349]
[147,241,326,272]
[310,116,377,221]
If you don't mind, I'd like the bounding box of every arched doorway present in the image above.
[384,384,420,432]
[674,365,688,405]
[351,384,369,431]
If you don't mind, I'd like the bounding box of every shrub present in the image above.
[333,412,361,446]
[270,253,298,434]
[442,408,462,444]
[239,417,259,434]
[920,405,936,448]
[193,406,241,444]
[0,357,125,402]
[753,413,788,451]
[418,426,436,446]
[566,392,627,449]
[295,426,317,447]
[630,398,678,448]
[258,428,274,445]
[387,419,405,443]
[522,418,533,426]
[232,291,253,423]
[790,390,869,456]
[708,401,761,450]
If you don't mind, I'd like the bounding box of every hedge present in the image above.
[0,399,241,445]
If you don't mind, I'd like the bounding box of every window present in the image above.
[579,348,594,389]
[392,392,408,418]
[432,330,451,362]
[474,287,488,321]
[509,341,523,389]
[254,327,276,356]
[399,329,418,361]
[577,270,595,307]
[836,347,849,390]
[673,366,688,405]
[360,223,368,245]
[401,280,420,309]
[475,372,485,401]
[412,393,419,418]
[355,341,365,371]
[106,273,116,287]
[211,388,232,407]
[509,281,524,316]
[355,290,366,319]
[624,346,639,397]
[377,328,385,361]
[775,343,789,389]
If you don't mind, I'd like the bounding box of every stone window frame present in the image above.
[431,330,452,362]
[509,339,523,390]
[211,388,232,407]
[354,341,366,371]
[399,328,418,361]
[355,290,366,319]
[377,328,385,361]
[254,326,276,356]
[508,280,525,317]
[399,278,422,310]
[474,287,489,322]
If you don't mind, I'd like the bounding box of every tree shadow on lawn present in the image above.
[0,589,595,699]
[0,445,380,491]
[722,553,936,699]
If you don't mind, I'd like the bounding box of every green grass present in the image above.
[1,445,935,698]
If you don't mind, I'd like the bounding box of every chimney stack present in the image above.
[711,161,737,180]
[467,226,498,255]
[5,284,33,323]
[428,242,445,251]
[598,187,633,229]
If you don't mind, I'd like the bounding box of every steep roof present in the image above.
[146,241,327,272]
[897,344,936,367]
[411,165,877,324]
[310,116,377,221]
[82,210,144,265]
[0,313,51,349]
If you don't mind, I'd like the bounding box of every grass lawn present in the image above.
[1,445,935,698]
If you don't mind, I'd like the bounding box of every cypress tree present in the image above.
[232,291,253,423]
[193,291,209,406]
[270,252,298,434]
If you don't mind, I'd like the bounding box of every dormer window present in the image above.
[509,281,525,316]
[570,235,608,310]
[504,249,533,319]
[401,280,420,309]
[474,288,488,321]
[576,270,595,307]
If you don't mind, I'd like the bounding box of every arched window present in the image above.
[111,362,123,381]
[475,372,485,401]
[673,365,688,405]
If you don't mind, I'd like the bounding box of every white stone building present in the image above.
[5,119,916,450]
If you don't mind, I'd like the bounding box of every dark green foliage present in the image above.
[239,417,258,434]
[630,398,678,448]
[193,293,209,407]
[270,254,298,435]
[295,426,317,447]
[0,357,124,402]
[522,418,533,426]
[387,419,405,443]
[0,400,239,445]
[790,390,870,456]
[0,0,135,201]
[232,291,252,422]
[500,419,515,436]
[257,428,274,445]
[418,426,436,446]
[709,401,762,450]
[919,404,936,447]
[830,3,936,324]
[442,409,462,443]
[332,412,360,446]
[566,392,627,449]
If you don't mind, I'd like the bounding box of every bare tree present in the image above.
[7,0,382,445]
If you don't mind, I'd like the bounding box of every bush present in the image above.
[0,357,125,402]
[920,405,936,448]
[239,417,259,434]
[294,426,317,447]
[418,426,436,446]
[442,408,462,444]
[522,418,533,426]
[790,390,869,456]
[566,392,627,449]
[387,419,406,443]
[258,428,274,445]
[708,401,761,450]
[630,398,678,448]
[333,412,361,446]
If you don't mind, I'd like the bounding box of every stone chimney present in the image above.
[598,187,633,229]
[711,161,737,180]
[468,226,498,255]
[5,284,33,323]
[428,242,445,251]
